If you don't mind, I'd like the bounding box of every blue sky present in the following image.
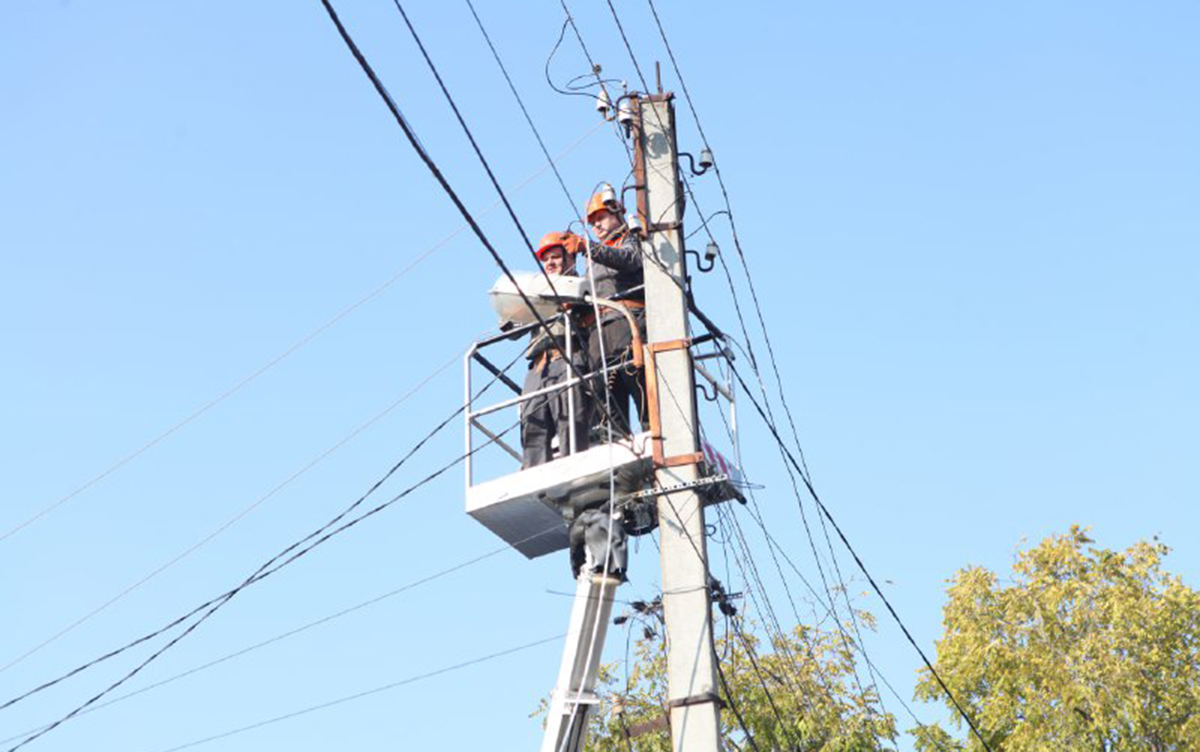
[3,1,1197,750]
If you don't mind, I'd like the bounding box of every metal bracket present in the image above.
[644,339,697,467]
[660,451,703,468]
[647,220,683,233]
[617,475,730,504]
[667,691,725,710]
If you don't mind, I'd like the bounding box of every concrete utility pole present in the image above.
[634,93,724,752]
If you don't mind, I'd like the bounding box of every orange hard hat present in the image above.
[585,184,621,223]
[537,231,583,260]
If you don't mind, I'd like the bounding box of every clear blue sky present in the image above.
[3,1,1197,750]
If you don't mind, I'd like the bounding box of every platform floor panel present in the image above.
[466,432,653,558]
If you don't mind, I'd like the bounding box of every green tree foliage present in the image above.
[583,608,898,751]
[915,526,1200,752]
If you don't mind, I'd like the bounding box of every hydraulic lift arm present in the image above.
[540,573,621,752]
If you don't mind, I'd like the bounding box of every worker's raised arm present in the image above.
[585,235,642,272]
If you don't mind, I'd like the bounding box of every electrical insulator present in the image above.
[617,99,634,127]
[699,147,714,170]
[595,88,612,118]
[704,240,719,262]
[626,213,645,236]
[597,182,617,206]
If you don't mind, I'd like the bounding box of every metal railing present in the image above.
[464,312,585,488]
[464,294,738,489]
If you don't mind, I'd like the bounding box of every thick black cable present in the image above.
[4,520,570,746]
[1,351,459,675]
[609,5,890,727]
[323,0,621,434]
[5,418,518,752]
[390,10,633,663]
[0,121,601,564]
[726,615,806,750]
[388,0,537,260]
[715,504,831,711]
[601,20,888,739]
[646,0,818,483]
[731,503,954,751]
[545,17,601,102]
[714,660,763,752]
[1,348,521,733]
[557,0,634,161]
[724,358,995,752]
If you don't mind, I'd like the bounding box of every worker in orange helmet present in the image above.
[519,231,591,468]
[581,184,647,438]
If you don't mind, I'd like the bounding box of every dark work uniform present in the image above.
[520,308,590,469]
[585,231,647,438]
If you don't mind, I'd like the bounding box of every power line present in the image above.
[1,348,461,675]
[370,19,632,746]
[462,0,578,217]
[603,7,896,741]
[645,0,819,489]
[5,420,517,752]
[727,504,955,752]
[597,13,889,747]
[391,0,632,441]
[723,357,995,752]
[388,0,538,261]
[150,634,564,752]
[320,0,625,437]
[0,119,605,550]
[319,10,633,751]
[3,522,571,746]
[1,357,521,749]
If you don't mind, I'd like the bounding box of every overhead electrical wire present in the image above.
[3,519,573,746]
[723,357,995,752]
[595,8,949,746]
[544,17,773,747]
[708,397,954,752]
[1,348,462,674]
[317,8,632,752]
[644,0,817,481]
[4,421,519,752]
[746,515,956,752]
[707,501,818,735]
[714,503,834,699]
[0,119,606,550]
[705,311,955,751]
[556,0,633,161]
[1,356,523,750]
[149,634,565,752]
[588,18,858,746]
[462,0,579,218]
[320,0,626,440]
[377,10,629,747]
[598,8,897,744]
